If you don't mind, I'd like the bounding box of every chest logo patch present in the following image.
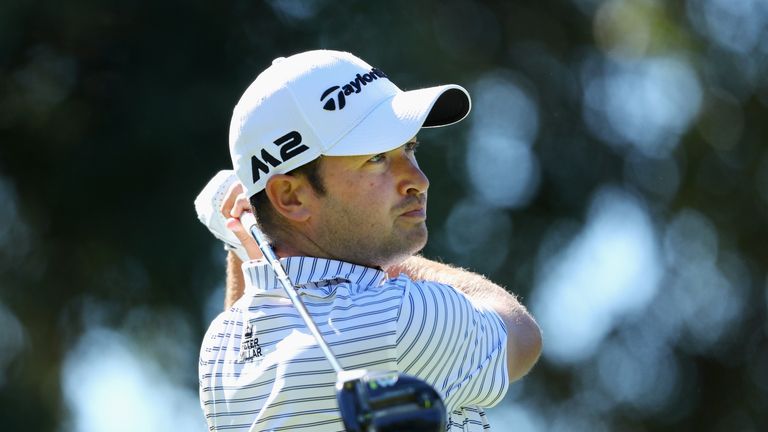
[239,322,264,363]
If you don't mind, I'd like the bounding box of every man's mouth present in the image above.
[397,196,427,219]
[400,207,427,218]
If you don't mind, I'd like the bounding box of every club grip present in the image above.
[239,211,258,239]
[239,211,280,264]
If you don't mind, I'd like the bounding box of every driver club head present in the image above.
[336,370,446,432]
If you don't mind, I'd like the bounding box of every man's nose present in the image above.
[397,156,429,196]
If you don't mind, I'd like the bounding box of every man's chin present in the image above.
[378,230,428,269]
[405,228,428,256]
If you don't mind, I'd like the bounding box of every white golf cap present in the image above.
[229,50,471,198]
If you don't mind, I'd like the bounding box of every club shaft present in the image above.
[241,212,344,374]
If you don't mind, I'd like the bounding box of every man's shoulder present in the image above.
[385,274,460,294]
[384,274,486,311]
[390,274,499,318]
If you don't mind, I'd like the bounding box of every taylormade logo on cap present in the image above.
[229,50,472,198]
[320,67,388,111]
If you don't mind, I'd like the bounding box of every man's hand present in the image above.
[219,180,263,261]
[194,171,253,261]
[195,170,264,309]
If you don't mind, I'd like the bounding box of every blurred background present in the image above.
[1,0,767,430]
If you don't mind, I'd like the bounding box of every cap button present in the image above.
[272,57,286,65]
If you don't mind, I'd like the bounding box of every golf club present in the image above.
[240,212,446,432]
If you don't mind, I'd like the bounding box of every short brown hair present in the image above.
[248,157,326,241]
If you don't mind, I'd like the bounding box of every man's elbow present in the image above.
[506,314,543,382]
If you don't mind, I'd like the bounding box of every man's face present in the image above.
[307,139,429,269]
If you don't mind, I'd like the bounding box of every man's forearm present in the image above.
[388,255,523,309]
[388,255,543,381]
[225,251,246,309]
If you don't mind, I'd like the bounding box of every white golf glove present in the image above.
[194,170,249,261]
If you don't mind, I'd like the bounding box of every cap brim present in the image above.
[324,84,471,156]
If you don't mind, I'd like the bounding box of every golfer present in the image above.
[197,50,542,431]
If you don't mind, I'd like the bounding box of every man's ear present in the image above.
[264,174,313,222]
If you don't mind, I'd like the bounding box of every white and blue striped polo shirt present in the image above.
[199,257,508,431]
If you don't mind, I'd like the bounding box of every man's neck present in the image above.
[272,241,391,272]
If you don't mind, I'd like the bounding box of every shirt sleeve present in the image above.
[394,277,509,411]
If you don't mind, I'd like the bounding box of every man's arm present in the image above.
[225,251,246,309]
[195,170,257,310]
[387,255,542,382]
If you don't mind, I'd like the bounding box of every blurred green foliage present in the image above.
[1,0,767,430]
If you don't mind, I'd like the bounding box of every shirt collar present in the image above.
[241,256,388,295]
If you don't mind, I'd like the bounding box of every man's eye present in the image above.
[405,140,420,153]
[368,153,385,163]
